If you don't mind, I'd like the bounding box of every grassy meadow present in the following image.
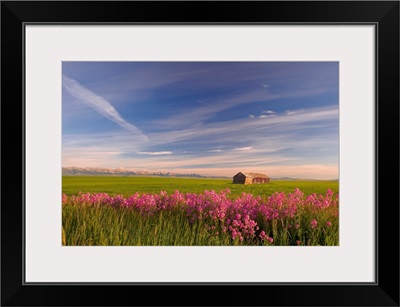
[62,176,339,246]
[62,176,338,199]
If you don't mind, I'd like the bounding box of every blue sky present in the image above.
[62,62,339,179]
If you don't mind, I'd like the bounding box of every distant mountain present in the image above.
[62,166,225,178]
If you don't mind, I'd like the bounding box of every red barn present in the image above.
[232,172,270,184]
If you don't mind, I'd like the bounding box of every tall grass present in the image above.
[62,205,232,246]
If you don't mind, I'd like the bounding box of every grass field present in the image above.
[62,176,339,246]
[62,176,338,199]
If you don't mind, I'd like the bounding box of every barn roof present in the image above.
[242,172,269,178]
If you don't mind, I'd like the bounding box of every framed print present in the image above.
[1,1,399,306]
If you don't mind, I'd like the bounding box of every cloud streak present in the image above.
[234,147,253,151]
[62,74,147,139]
[137,151,173,155]
[146,106,338,146]
[154,88,278,129]
[285,109,304,115]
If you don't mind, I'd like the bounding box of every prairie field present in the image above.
[62,176,339,246]
[62,176,338,199]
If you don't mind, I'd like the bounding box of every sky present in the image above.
[62,62,339,179]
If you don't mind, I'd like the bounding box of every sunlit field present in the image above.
[62,176,338,199]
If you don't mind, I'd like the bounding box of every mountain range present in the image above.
[62,166,224,178]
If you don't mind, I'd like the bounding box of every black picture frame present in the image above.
[1,1,399,306]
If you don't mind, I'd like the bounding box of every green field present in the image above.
[62,176,338,198]
[62,176,339,246]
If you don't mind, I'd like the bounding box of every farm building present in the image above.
[232,172,270,184]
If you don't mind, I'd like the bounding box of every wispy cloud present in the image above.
[251,110,276,119]
[62,74,147,139]
[285,109,304,115]
[62,128,337,178]
[208,149,223,153]
[137,151,172,155]
[234,147,253,151]
[155,88,278,129]
[146,106,338,147]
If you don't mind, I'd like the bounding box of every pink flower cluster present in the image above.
[62,188,338,244]
[305,189,339,210]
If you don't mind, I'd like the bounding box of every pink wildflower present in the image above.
[311,219,318,228]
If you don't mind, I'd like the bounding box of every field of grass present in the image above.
[62,176,338,199]
[62,204,234,246]
[62,176,339,246]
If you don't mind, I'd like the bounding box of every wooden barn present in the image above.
[232,172,270,184]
